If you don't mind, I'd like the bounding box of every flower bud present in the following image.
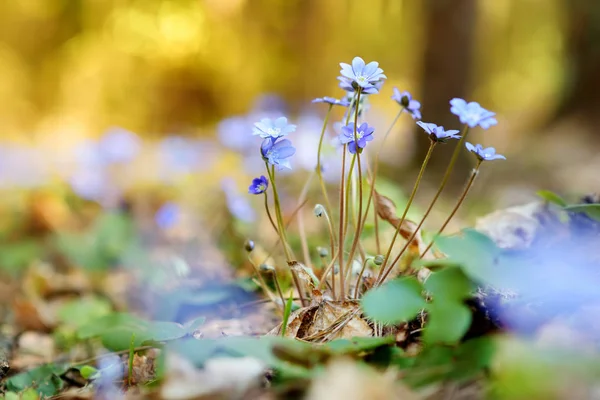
[259,264,275,272]
[317,247,329,258]
[244,239,255,252]
[313,204,325,218]
[373,255,384,266]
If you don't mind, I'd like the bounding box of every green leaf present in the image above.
[361,277,425,324]
[5,364,68,397]
[56,296,112,329]
[3,392,20,400]
[435,229,502,286]
[424,267,473,301]
[281,294,294,337]
[20,388,39,400]
[76,313,186,351]
[0,240,43,276]
[564,204,600,221]
[324,336,395,354]
[79,365,99,379]
[423,301,472,344]
[449,337,496,381]
[536,190,568,207]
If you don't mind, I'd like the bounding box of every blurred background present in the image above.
[0,0,599,244]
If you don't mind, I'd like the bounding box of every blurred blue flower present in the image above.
[69,168,110,201]
[312,97,350,107]
[416,121,461,143]
[248,175,269,195]
[251,93,289,116]
[159,136,202,173]
[217,116,255,151]
[155,202,180,229]
[261,138,296,170]
[339,122,375,154]
[252,117,296,139]
[450,98,498,129]
[222,178,256,222]
[465,142,506,161]
[98,128,141,164]
[338,57,386,94]
[391,88,422,120]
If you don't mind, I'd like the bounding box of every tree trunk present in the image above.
[553,0,600,124]
[417,0,477,186]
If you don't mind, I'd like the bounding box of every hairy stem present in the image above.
[378,126,470,285]
[316,104,335,222]
[263,192,278,234]
[420,160,482,258]
[377,140,437,281]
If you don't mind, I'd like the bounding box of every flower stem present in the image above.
[297,171,316,268]
[354,257,372,299]
[420,160,482,258]
[377,140,436,281]
[344,151,364,298]
[316,104,335,221]
[267,163,305,305]
[378,125,470,285]
[339,88,362,298]
[360,107,404,254]
[344,154,357,238]
[337,145,347,301]
[263,192,279,235]
[266,164,292,262]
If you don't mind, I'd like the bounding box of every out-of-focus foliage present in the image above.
[0,0,564,141]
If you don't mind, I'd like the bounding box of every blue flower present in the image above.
[338,57,387,94]
[391,88,422,120]
[339,122,375,154]
[312,97,350,107]
[416,121,461,143]
[155,202,180,229]
[217,116,254,151]
[261,138,296,170]
[450,98,498,129]
[252,117,296,139]
[222,178,256,222]
[465,142,506,161]
[248,175,269,194]
[98,128,141,164]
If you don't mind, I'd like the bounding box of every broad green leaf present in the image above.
[3,392,20,400]
[435,229,502,286]
[21,388,40,400]
[56,296,112,328]
[564,204,600,221]
[424,267,473,301]
[536,190,568,207]
[5,364,68,397]
[423,301,471,344]
[324,336,395,354]
[0,240,42,276]
[361,277,425,324]
[449,337,496,381]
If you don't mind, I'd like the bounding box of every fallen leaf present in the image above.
[305,357,419,400]
[374,190,426,256]
[269,300,372,341]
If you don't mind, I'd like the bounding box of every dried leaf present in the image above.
[289,261,317,298]
[374,190,426,255]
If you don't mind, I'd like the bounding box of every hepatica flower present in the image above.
[465,142,506,161]
[392,88,422,120]
[339,122,375,154]
[248,175,269,194]
[261,138,296,170]
[155,202,180,229]
[450,98,498,129]
[312,97,350,107]
[252,117,296,139]
[98,128,141,164]
[338,57,387,94]
[417,121,461,143]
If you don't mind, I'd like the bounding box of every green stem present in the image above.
[420,160,482,258]
[354,257,372,299]
[378,125,470,285]
[339,88,361,298]
[360,107,404,254]
[337,145,347,301]
[267,164,292,261]
[297,171,316,268]
[316,104,335,219]
[344,151,364,298]
[377,140,437,281]
[263,192,278,235]
[344,154,357,238]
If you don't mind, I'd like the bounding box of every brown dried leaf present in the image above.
[289,261,317,299]
[374,190,426,255]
